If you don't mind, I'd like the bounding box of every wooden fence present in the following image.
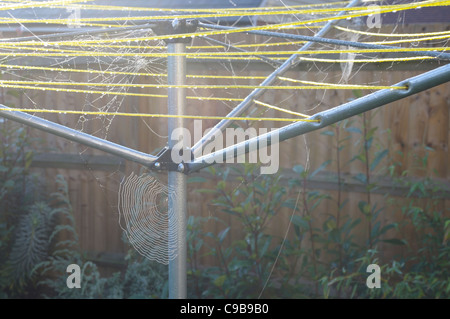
[2,24,449,269]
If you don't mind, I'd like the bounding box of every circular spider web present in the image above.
[118,172,178,265]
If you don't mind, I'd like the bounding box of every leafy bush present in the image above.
[33,176,168,299]
[190,164,290,298]
[0,123,168,299]
[2,116,448,299]
[0,122,46,297]
[186,115,449,299]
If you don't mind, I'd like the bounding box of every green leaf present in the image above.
[378,223,397,237]
[321,130,335,136]
[353,89,363,98]
[358,201,370,215]
[187,177,207,184]
[339,198,349,210]
[353,173,367,184]
[407,181,427,197]
[196,189,217,194]
[218,227,230,243]
[370,149,388,171]
[293,164,304,174]
[208,166,216,176]
[345,127,362,134]
[310,160,331,178]
[365,136,374,151]
[444,219,450,229]
[195,239,203,251]
[259,236,271,257]
[382,238,407,246]
[217,180,226,190]
[325,219,336,231]
[291,215,308,229]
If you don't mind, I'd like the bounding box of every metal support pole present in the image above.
[167,42,187,299]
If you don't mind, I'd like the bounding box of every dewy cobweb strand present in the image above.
[118,173,178,265]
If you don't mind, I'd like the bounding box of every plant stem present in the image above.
[335,123,343,272]
[303,175,318,295]
[363,113,372,249]
[217,241,231,279]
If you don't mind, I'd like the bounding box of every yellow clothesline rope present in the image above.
[295,55,436,63]
[3,33,448,53]
[335,26,450,38]
[42,1,351,13]
[0,63,270,80]
[0,0,91,11]
[0,40,310,51]
[368,34,450,45]
[253,100,310,118]
[277,77,407,89]
[0,107,319,122]
[0,79,408,91]
[1,1,447,25]
[0,47,447,57]
[0,83,245,102]
[3,0,447,46]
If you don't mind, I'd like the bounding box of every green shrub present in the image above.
[186,116,449,299]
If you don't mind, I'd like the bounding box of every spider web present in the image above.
[118,172,177,265]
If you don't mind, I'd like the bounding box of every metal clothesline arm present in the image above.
[0,104,157,166]
[187,63,450,173]
[191,0,362,157]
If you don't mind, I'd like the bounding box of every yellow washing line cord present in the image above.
[41,1,352,13]
[0,7,408,24]
[187,55,438,63]
[277,77,407,89]
[1,1,447,24]
[4,0,449,46]
[0,63,273,80]
[0,0,91,11]
[0,40,311,51]
[253,100,310,118]
[0,56,435,80]
[335,26,450,38]
[0,107,319,123]
[368,34,450,45]
[0,81,406,120]
[3,32,449,52]
[0,83,244,102]
[0,47,448,57]
[0,80,408,91]
[295,56,436,63]
[0,63,169,78]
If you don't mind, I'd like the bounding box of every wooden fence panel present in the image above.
[3,37,449,268]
